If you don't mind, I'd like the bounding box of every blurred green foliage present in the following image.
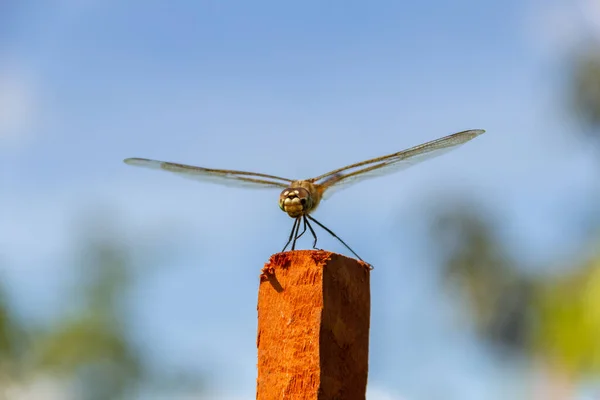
[0,223,203,399]
[432,205,532,353]
[533,255,600,377]
[427,42,600,396]
[33,237,141,400]
[432,203,600,373]
[0,277,27,385]
[573,48,600,137]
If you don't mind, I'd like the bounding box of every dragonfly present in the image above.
[124,129,485,265]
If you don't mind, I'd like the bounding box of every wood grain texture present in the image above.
[257,250,371,400]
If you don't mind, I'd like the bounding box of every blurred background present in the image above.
[2,0,600,399]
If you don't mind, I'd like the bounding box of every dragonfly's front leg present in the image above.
[290,217,302,250]
[282,218,299,252]
[296,217,308,240]
[303,215,320,249]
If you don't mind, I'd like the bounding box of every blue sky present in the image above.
[3,0,600,399]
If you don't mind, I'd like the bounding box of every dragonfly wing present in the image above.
[314,129,485,199]
[124,158,293,189]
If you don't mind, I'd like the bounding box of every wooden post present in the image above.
[257,250,371,400]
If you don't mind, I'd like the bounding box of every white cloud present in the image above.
[0,64,37,147]
[3,375,74,400]
[525,0,600,53]
[581,0,600,40]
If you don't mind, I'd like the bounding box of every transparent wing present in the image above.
[313,129,485,198]
[123,158,293,189]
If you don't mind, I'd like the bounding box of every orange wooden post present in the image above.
[256,250,371,400]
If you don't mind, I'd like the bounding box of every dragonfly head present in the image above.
[279,187,313,218]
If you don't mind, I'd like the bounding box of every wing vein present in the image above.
[312,129,485,198]
[123,158,292,189]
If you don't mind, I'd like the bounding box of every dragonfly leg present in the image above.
[306,215,368,264]
[303,215,319,249]
[296,216,308,240]
[290,217,302,250]
[282,217,299,252]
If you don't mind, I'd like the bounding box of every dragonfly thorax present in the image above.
[278,181,322,218]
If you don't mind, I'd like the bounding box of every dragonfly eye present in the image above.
[279,187,312,218]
